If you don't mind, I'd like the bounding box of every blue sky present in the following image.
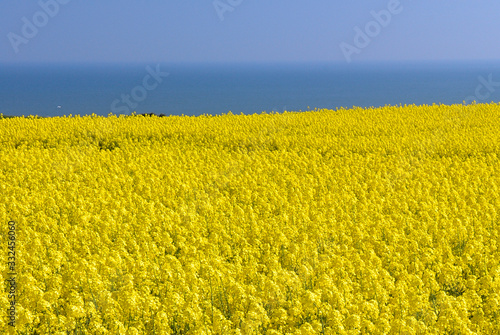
[1,0,499,64]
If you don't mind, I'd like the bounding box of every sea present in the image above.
[1,61,500,117]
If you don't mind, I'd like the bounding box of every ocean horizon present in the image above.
[2,61,500,118]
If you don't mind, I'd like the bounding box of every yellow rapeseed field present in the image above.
[1,103,500,334]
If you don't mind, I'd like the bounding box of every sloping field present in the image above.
[1,104,500,334]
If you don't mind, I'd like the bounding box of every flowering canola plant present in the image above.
[1,103,500,334]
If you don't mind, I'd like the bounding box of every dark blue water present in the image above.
[1,61,500,117]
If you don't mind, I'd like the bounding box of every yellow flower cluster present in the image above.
[1,103,500,334]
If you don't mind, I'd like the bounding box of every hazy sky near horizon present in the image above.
[1,1,499,64]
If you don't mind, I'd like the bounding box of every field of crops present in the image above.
[1,104,500,334]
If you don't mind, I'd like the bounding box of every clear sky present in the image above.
[1,0,499,64]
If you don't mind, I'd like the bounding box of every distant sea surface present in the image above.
[2,61,500,117]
